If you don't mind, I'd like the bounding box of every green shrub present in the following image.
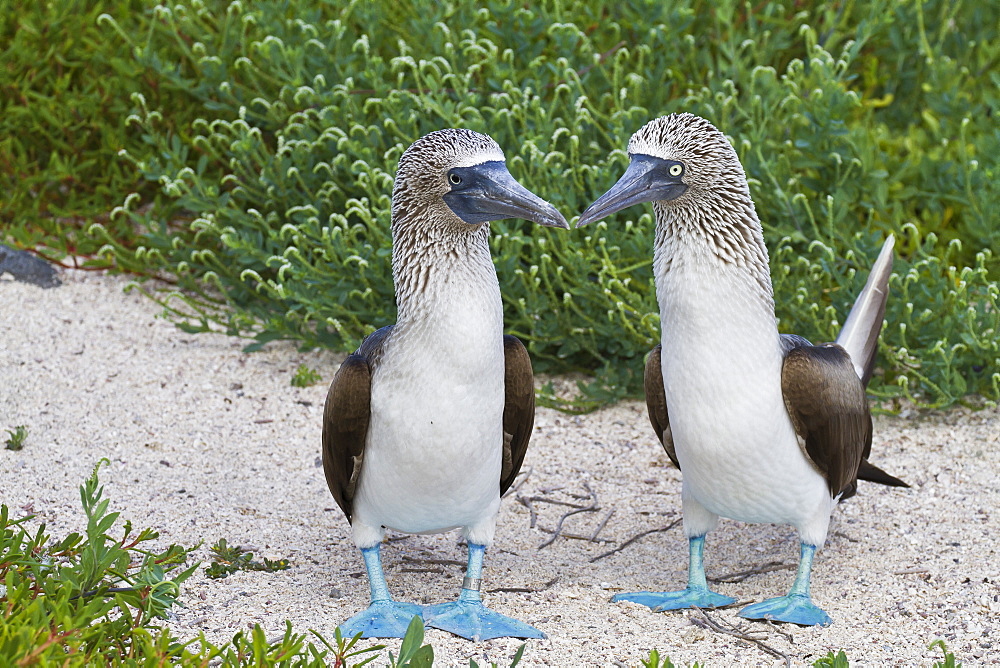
[0,460,197,663]
[4,0,997,405]
[0,1,199,264]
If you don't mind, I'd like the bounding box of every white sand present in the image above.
[1,271,997,666]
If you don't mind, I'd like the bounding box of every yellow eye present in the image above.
[669,164,683,177]
[449,173,462,185]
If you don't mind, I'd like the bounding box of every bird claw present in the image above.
[424,600,545,641]
[738,593,832,626]
[337,600,423,639]
[613,587,737,612]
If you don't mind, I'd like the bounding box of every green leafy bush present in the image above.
[0,460,197,663]
[0,461,380,666]
[4,0,997,406]
[0,1,201,265]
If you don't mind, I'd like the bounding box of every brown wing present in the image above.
[781,343,869,500]
[321,326,392,523]
[500,335,534,496]
[644,345,678,469]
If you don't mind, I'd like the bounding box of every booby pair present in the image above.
[323,129,567,640]
[577,113,907,626]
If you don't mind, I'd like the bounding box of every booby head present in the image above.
[392,128,568,231]
[576,113,750,227]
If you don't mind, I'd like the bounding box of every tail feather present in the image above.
[858,459,909,488]
[836,235,895,387]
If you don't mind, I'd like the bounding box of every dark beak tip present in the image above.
[574,207,601,228]
[540,204,569,230]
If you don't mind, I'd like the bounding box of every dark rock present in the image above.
[0,244,61,288]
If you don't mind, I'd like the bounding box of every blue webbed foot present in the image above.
[337,600,423,639]
[738,594,832,626]
[738,543,832,626]
[424,600,545,641]
[613,587,736,612]
[617,535,735,613]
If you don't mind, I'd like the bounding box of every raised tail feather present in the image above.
[836,235,895,387]
[858,459,909,488]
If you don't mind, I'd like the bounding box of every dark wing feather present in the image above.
[644,345,678,469]
[781,343,869,499]
[500,335,534,496]
[321,326,393,522]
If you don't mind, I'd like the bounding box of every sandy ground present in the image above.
[1,270,998,666]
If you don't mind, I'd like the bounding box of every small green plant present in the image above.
[471,643,526,667]
[312,627,385,668]
[0,459,197,663]
[291,364,323,387]
[641,649,676,668]
[386,616,433,668]
[3,425,27,450]
[814,650,850,667]
[204,538,291,579]
[205,621,340,667]
[930,639,961,668]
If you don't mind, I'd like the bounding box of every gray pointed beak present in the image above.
[576,154,687,228]
[444,161,569,229]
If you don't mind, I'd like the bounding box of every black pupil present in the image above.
[450,173,461,184]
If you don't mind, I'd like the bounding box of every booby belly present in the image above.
[322,128,567,640]
[577,113,907,626]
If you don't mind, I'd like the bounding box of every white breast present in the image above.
[352,264,505,543]
[656,242,835,542]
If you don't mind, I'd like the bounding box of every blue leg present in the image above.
[738,543,832,626]
[424,543,545,641]
[613,535,736,611]
[337,545,423,639]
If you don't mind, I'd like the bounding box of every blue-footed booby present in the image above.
[576,113,907,626]
[323,128,567,640]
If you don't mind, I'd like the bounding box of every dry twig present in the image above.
[401,555,465,568]
[533,529,613,543]
[709,561,794,584]
[516,495,538,528]
[538,482,600,549]
[487,576,559,594]
[690,606,791,667]
[523,496,591,509]
[401,567,443,574]
[764,619,795,643]
[589,509,615,542]
[589,518,682,563]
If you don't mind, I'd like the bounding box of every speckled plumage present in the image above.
[579,113,904,625]
[331,129,513,548]
[626,114,836,541]
[632,113,773,300]
[322,128,561,640]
